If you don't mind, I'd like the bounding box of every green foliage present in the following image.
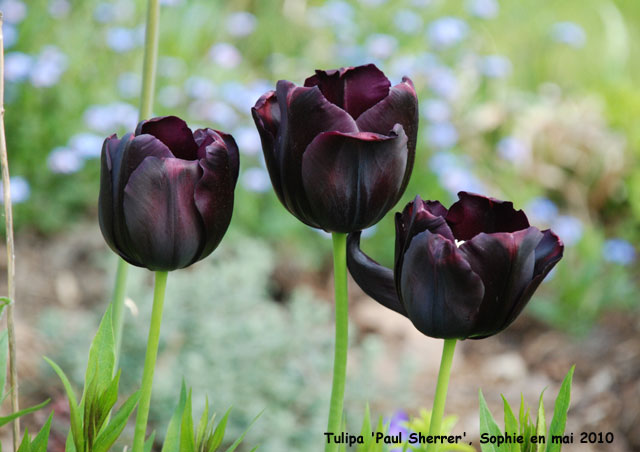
[14,413,54,452]
[44,305,140,452]
[401,410,474,452]
[160,381,259,452]
[478,366,575,452]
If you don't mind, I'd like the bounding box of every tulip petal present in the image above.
[98,134,122,255]
[194,143,235,260]
[356,77,418,195]
[301,125,408,232]
[501,229,564,328]
[394,197,456,298]
[275,80,358,227]
[446,191,530,241]
[399,230,485,339]
[347,232,407,316]
[123,157,204,270]
[304,64,391,119]
[251,91,285,204]
[193,128,240,185]
[459,227,543,338]
[137,116,199,160]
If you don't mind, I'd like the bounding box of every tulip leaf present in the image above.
[209,408,230,452]
[84,305,116,400]
[545,366,574,452]
[93,389,140,452]
[479,390,504,452]
[502,396,520,452]
[144,431,156,452]
[31,412,54,452]
[0,297,10,319]
[16,428,30,452]
[161,381,187,452]
[195,396,210,449]
[535,391,546,452]
[180,389,196,452]
[224,410,262,452]
[45,357,84,452]
[0,398,50,427]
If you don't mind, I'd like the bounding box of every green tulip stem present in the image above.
[426,338,458,452]
[326,232,349,452]
[139,0,160,120]
[132,270,168,452]
[111,258,129,370]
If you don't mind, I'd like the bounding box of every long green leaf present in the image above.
[208,408,230,452]
[161,381,188,452]
[93,390,141,452]
[535,392,546,452]
[45,356,84,452]
[546,366,574,452]
[179,389,196,452]
[144,431,156,452]
[479,390,504,452]
[84,305,116,398]
[225,410,262,452]
[0,399,50,427]
[16,427,30,452]
[502,395,520,452]
[32,412,54,452]
[195,397,210,449]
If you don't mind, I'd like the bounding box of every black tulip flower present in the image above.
[99,116,239,271]
[251,63,419,233]
[347,192,564,339]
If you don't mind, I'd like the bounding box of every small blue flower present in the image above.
[0,0,27,24]
[0,176,30,204]
[551,215,583,246]
[4,52,33,82]
[106,27,141,53]
[69,133,104,159]
[94,2,115,23]
[467,0,499,19]
[428,66,459,99]
[2,23,18,49]
[48,147,84,174]
[481,55,512,78]
[48,0,70,18]
[30,46,68,88]
[497,136,529,163]
[209,42,242,68]
[426,122,458,149]
[526,197,559,224]
[393,9,423,35]
[242,167,272,193]
[427,17,468,49]
[117,72,141,98]
[184,76,216,99]
[421,99,451,123]
[551,22,586,48]
[365,33,398,60]
[603,239,636,266]
[84,102,138,133]
[226,11,257,37]
[233,126,262,156]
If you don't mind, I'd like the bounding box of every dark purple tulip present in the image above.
[347,192,564,339]
[98,116,239,271]
[251,63,419,232]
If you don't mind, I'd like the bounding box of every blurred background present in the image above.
[0,0,638,450]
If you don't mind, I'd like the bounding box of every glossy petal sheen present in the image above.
[301,125,408,232]
[459,227,543,338]
[123,157,204,271]
[399,230,485,339]
[275,81,359,227]
[98,134,122,256]
[446,191,530,241]
[304,64,391,119]
[251,91,284,204]
[347,232,407,316]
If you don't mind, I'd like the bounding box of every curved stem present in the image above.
[426,338,457,452]
[111,258,129,371]
[132,270,168,452]
[325,233,348,452]
[0,12,20,451]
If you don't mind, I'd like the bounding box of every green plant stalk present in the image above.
[131,270,168,452]
[112,0,160,370]
[0,12,21,451]
[111,258,129,370]
[325,233,348,452]
[426,338,457,452]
